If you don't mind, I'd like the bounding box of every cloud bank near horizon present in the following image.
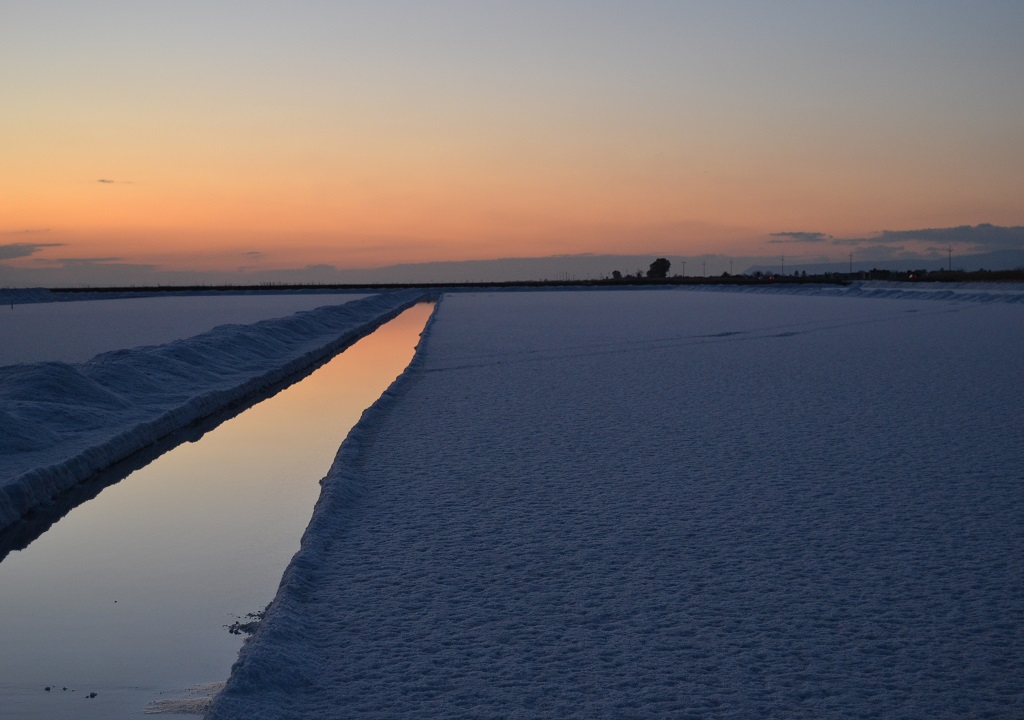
[768,224,1024,252]
[0,242,65,261]
[768,232,832,244]
[845,224,1023,251]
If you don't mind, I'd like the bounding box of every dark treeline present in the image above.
[48,266,1024,294]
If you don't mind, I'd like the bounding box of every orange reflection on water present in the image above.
[0,302,434,718]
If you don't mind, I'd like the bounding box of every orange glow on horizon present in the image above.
[3,3,1022,280]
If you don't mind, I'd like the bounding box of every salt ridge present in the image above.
[0,291,428,531]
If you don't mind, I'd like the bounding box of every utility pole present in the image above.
[702,260,706,277]
[681,261,686,277]
[948,245,952,272]
[781,255,785,275]
[729,259,734,275]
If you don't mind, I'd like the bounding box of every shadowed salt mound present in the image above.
[0,362,131,408]
[0,410,63,453]
[0,291,428,531]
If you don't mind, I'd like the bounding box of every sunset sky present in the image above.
[3,1,1023,284]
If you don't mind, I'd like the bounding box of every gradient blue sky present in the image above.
[2,1,1023,283]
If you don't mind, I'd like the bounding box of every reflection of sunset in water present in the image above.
[0,302,434,718]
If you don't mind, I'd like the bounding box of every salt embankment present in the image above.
[0,290,429,531]
[211,289,1022,719]
[0,293,374,366]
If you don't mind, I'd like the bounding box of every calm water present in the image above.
[0,303,433,719]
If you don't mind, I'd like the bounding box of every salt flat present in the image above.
[212,288,1023,719]
[0,292,369,366]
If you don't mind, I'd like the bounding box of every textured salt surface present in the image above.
[0,291,427,531]
[0,292,369,366]
[211,289,1022,719]
[700,279,1024,304]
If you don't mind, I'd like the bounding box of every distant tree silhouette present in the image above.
[611,270,622,280]
[647,258,671,279]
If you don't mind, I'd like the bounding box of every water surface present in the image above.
[0,302,433,719]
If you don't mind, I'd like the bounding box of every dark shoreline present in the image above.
[45,267,1024,294]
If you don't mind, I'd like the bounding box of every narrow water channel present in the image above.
[0,302,434,719]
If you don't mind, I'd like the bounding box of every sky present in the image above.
[2,1,1023,285]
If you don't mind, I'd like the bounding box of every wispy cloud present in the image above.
[242,251,263,259]
[768,231,831,244]
[97,178,135,184]
[833,224,1024,250]
[32,256,125,267]
[0,242,64,261]
[2,228,51,235]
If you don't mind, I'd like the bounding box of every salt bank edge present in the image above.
[0,290,433,532]
[207,290,448,719]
